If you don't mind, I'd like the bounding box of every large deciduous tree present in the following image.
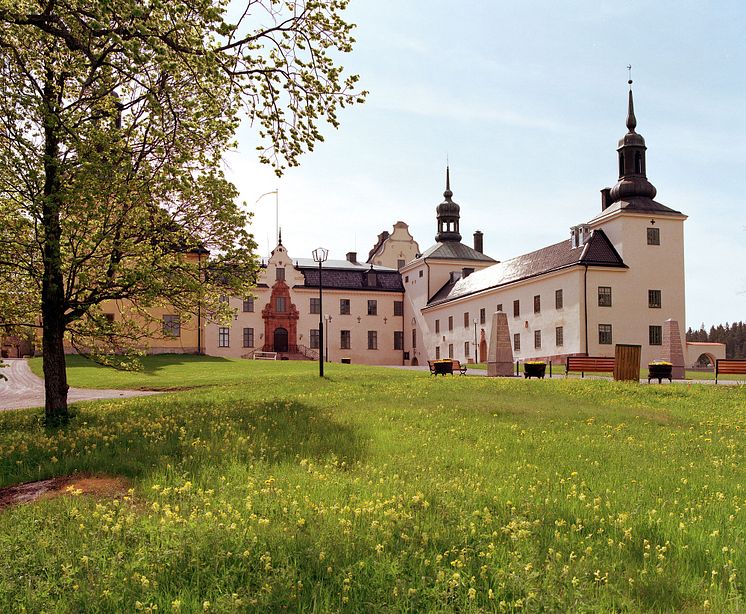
[0,0,364,423]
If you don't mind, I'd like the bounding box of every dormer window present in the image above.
[366,268,378,287]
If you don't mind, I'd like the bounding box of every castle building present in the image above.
[399,84,720,368]
[202,84,722,368]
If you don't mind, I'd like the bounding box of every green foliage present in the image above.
[1,361,745,611]
[0,1,364,408]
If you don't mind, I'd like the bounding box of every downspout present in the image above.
[424,258,431,300]
[583,264,589,355]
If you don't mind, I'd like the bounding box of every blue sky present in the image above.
[224,0,746,330]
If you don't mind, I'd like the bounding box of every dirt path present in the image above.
[0,359,160,411]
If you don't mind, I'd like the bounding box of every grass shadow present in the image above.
[0,391,367,488]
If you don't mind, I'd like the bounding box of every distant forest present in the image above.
[686,321,746,359]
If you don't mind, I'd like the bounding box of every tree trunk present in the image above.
[41,68,69,424]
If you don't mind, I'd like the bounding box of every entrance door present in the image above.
[274,327,289,352]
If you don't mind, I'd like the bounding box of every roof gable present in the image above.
[418,242,496,263]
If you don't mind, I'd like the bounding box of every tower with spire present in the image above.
[598,78,680,217]
[608,78,658,206]
[435,166,462,242]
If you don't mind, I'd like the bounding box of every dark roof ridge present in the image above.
[426,229,626,307]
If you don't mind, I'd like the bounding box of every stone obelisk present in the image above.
[661,319,686,379]
[487,311,514,376]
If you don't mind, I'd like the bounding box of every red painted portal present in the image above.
[262,280,299,352]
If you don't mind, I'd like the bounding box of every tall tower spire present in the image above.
[608,76,657,204]
[435,166,461,242]
[626,79,637,133]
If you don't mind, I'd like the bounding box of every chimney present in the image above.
[473,230,484,254]
[462,267,474,279]
[600,187,611,211]
[346,251,357,263]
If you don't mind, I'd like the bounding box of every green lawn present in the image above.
[27,354,265,389]
[3,358,746,611]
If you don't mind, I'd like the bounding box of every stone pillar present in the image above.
[487,311,514,376]
[661,319,686,379]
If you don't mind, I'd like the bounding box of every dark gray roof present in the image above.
[427,229,625,307]
[593,196,682,219]
[300,266,403,292]
[417,242,496,263]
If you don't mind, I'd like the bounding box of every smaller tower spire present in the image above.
[435,166,461,243]
[626,77,637,133]
[278,227,283,245]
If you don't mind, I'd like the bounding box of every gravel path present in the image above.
[0,359,160,411]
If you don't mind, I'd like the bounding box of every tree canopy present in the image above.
[0,0,365,421]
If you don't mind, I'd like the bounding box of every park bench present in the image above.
[565,356,615,378]
[715,358,746,383]
[253,351,277,360]
[451,360,468,375]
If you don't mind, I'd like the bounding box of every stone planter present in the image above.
[648,363,673,384]
[523,362,546,379]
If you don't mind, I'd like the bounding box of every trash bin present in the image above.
[341,358,351,364]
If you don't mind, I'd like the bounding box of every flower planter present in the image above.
[647,363,673,384]
[523,362,546,379]
[433,360,454,376]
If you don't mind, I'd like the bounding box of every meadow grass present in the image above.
[3,359,745,612]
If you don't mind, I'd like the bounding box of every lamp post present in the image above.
[324,314,332,362]
[312,247,328,377]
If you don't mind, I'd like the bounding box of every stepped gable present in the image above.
[297,259,403,292]
[428,229,625,306]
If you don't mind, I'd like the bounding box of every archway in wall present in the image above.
[274,327,289,353]
[411,357,419,366]
[695,353,716,369]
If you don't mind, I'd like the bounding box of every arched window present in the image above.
[634,151,642,174]
[618,152,624,176]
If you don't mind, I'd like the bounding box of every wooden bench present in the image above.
[565,356,615,378]
[715,359,746,383]
[451,360,467,375]
[253,351,277,360]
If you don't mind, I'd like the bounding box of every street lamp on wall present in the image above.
[312,247,328,377]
